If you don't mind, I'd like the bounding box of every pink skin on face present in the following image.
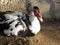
[34,10,43,22]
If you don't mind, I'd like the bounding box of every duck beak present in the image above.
[34,11,43,22]
[39,17,43,22]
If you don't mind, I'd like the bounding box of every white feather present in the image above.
[11,25,24,36]
[4,14,18,20]
[10,20,19,28]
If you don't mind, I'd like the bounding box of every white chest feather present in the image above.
[29,16,41,34]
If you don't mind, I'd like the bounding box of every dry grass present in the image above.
[0,21,60,45]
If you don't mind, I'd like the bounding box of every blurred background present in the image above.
[0,0,60,45]
[0,0,60,21]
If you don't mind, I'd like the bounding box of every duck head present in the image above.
[33,6,43,22]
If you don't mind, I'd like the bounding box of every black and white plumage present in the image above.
[27,6,43,35]
[0,11,42,37]
[0,12,27,37]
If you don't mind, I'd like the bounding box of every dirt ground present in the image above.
[0,21,60,45]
